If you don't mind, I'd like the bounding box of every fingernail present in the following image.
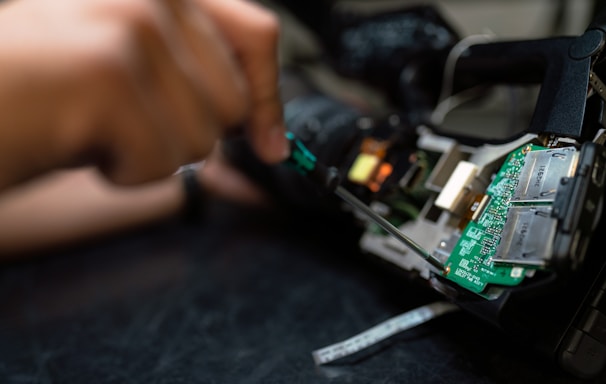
[271,124,290,161]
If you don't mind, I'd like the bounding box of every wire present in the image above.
[430,33,495,126]
[312,301,459,365]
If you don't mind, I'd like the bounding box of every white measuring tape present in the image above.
[312,301,460,365]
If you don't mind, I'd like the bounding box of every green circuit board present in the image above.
[444,144,546,294]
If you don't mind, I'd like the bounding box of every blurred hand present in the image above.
[0,0,288,191]
[197,145,268,205]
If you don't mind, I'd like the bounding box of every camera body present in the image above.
[227,4,606,379]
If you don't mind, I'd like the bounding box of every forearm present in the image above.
[0,168,185,257]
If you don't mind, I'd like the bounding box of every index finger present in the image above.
[196,0,289,164]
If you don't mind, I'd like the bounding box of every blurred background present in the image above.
[262,0,601,140]
[388,0,595,38]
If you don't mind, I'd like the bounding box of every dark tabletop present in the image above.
[0,198,604,384]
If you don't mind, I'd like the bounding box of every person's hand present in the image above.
[0,0,288,191]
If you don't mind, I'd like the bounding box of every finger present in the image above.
[168,0,250,129]
[196,0,289,164]
[131,0,224,164]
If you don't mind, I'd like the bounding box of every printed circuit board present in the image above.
[444,144,578,294]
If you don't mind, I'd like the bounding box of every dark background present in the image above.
[1,199,605,383]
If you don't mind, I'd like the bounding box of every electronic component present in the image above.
[444,144,546,294]
[347,137,394,192]
[470,194,491,222]
[492,206,557,268]
[443,144,579,293]
[348,153,381,184]
[512,147,578,202]
[435,161,478,214]
[335,187,445,271]
[285,132,445,272]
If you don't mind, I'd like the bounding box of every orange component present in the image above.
[376,163,393,184]
[349,137,393,192]
[360,137,388,158]
[368,162,394,192]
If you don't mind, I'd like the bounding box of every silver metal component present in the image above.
[471,195,491,222]
[358,196,451,280]
[312,302,459,365]
[433,233,461,265]
[594,128,606,146]
[493,206,557,268]
[335,186,446,272]
[512,147,578,203]
[590,71,606,103]
[492,259,548,268]
[398,162,422,190]
[424,143,468,192]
